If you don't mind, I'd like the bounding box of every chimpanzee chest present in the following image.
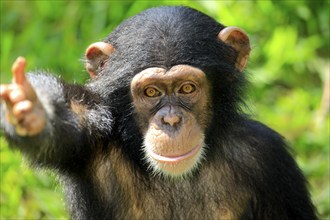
[87,147,250,220]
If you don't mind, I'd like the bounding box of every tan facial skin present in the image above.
[131,65,211,177]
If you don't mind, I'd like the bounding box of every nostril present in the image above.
[162,115,181,127]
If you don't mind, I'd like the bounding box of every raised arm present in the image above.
[0,57,112,172]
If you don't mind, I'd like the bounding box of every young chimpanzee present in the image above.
[0,6,317,220]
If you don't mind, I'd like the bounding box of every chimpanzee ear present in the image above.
[85,42,115,78]
[218,27,251,72]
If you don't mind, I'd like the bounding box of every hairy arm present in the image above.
[0,57,113,172]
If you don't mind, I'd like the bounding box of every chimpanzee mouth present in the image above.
[147,144,202,164]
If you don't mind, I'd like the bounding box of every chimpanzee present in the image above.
[0,6,317,220]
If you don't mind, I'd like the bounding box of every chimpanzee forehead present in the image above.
[131,65,207,87]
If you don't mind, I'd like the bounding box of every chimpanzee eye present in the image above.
[179,83,196,94]
[144,87,161,97]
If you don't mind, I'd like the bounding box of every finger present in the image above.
[12,57,27,85]
[0,85,17,103]
[0,85,10,101]
[9,86,26,104]
[12,100,33,121]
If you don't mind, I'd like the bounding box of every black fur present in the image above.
[1,6,316,220]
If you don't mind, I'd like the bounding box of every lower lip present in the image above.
[148,144,202,164]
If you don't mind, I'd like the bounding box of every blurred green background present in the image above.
[0,0,329,219]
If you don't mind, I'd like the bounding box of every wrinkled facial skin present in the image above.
[131,65,211,178]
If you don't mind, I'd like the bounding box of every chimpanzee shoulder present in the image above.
[224,119,316,218]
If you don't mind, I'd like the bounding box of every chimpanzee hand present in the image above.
[0,57,46,136]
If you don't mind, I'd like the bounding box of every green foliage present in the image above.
[1,0,329,219]
[0,136,68,218]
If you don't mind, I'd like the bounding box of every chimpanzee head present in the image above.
[85,6,250,178]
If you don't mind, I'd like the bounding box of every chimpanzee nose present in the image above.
[162,114,181,127]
